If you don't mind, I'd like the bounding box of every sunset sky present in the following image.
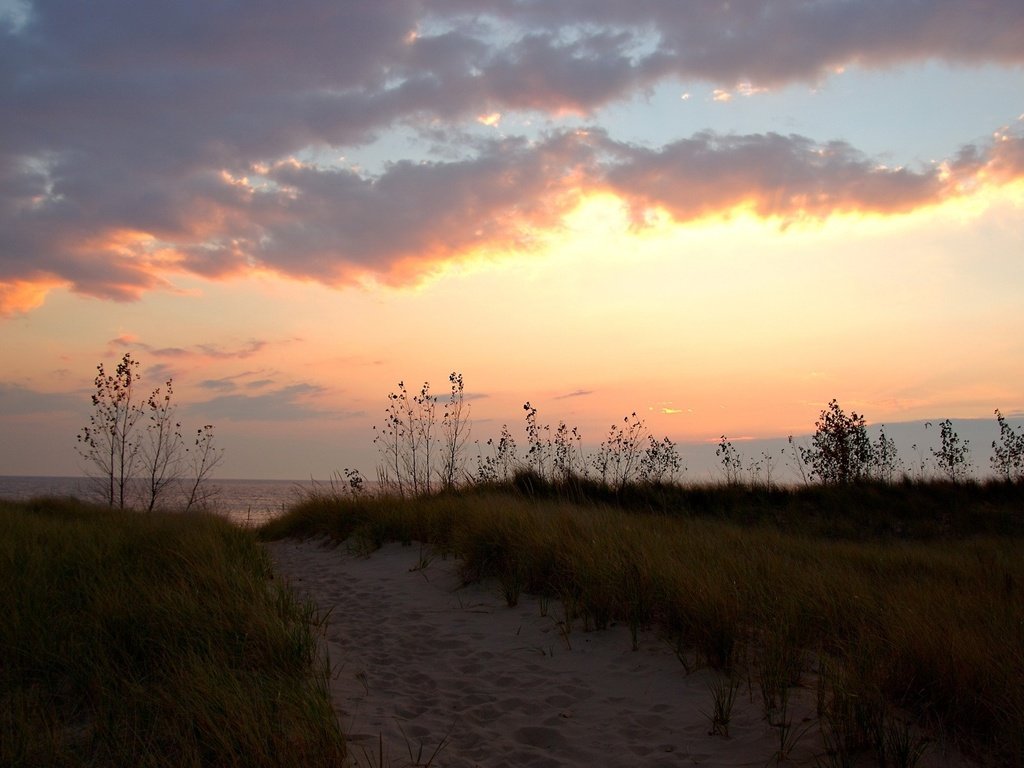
[2,0,1022,480]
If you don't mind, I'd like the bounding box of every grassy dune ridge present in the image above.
[0,497,345,768]
[260,477,1024,766]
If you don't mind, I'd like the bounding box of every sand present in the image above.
[266,539,965,768]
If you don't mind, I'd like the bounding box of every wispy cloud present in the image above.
[109,335,271,361]
[554,389,595,400]
[0,382,81,416]
[195,384,340,423]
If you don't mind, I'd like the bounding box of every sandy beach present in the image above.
[267,538,834,768]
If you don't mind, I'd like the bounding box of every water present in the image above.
[0,476,320,527]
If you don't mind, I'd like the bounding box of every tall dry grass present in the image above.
[1,497,345,768]
[261,479,1024,765]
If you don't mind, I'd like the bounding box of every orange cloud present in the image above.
[3,125,1022,317]
[0,278,67,316]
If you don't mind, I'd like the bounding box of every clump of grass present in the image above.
[704,672,741,737]
[0,497,345,767]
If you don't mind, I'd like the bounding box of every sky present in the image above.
[1,0,1022,481]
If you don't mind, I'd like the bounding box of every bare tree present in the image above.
[183,425,223,511]
[142,379,184,511]
[77,353,145,508]
[77,354,223,510]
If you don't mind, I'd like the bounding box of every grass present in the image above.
[0,496,345,768]
[260,476,1024,766]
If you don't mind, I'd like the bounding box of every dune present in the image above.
[267,539,970,768]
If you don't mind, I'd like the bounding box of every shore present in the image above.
[269,538,835,768]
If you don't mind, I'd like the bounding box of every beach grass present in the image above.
[260,476,1024,766]
[0,496,345,768]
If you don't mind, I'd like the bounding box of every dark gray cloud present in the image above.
[434,0,1024,84]
[198,378,237,393]
[0,381,81,415]
[195,383,338,422]
[601,131,948,221]
[1,0,1022,313]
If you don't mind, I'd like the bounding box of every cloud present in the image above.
[5,126,1023,313]
[195,383,341,423]
[1,1,1022,314]
[438,0,1024,85]
[0,381,81,416]
[198,378,237,393]
[601,131,954,222]
[109,335,270,361]
[554,389,594,400]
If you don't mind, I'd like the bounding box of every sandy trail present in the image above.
[267,538,843,767]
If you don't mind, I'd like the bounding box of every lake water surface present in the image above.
[0,476,319,526]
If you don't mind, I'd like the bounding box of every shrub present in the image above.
[800,400,873,484]
[930,419,972,483]
[991,409,1024,481]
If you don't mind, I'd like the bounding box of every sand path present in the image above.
[266,538,839,767]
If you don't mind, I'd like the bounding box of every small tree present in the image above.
[77,353,145,508]
[183,424,224,511]
[716,436,744,485]
[931,419,972,482]
[991,409,1024,481]
[77,353,222,509]
[142,379,184,511]
[869,424,903,483]
[800,399,872,484]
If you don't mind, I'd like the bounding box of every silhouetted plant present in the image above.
[76,353,221,510]
[412,382,438,493]
[182,424,223,512]
[552,420,585,480]
[930,419,972,482]
[787,435,810,485]
[373,380,439,495]
[474,424,519,483]
[140,377,183,511]
[991,409,1024,481]
[716,436,744,485]
[749,449,784,490]
[870,424,903,483]
[800,400,872,484]
[440,371,470,489]
[592,412,647,488]
[523,402,552,480]
[639,435,683,483]
[342,467,366,495]
[911,430,931,480]
[373,383,408,495]
[77,353,145,508]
